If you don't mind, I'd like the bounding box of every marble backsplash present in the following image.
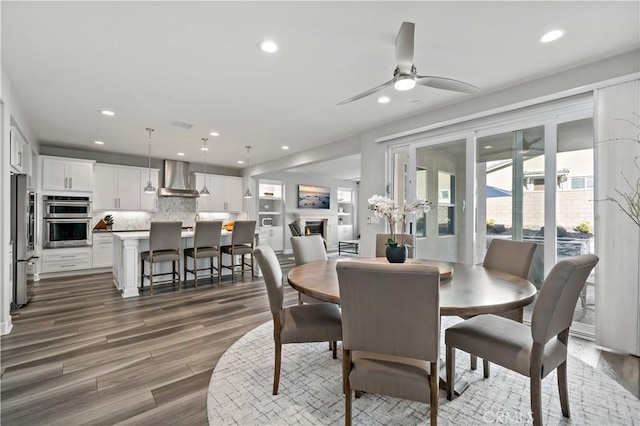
[92,196,241,230]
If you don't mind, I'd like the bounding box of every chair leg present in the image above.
[177,257,181,290]
[446,344,455,401]
[332,341,337,359]
[558,361,570,418]
[140,258,144,290]
[150,261,154,296]
[273,337,282,395]
[530,374,543,426]
[231,252,236,283]
[483,359,490,378]
[470,355,477,370]
[430,361,438,426]
[344,350,352,426]
[194,257,198,288]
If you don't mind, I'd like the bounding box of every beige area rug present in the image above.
[207,319,639,425]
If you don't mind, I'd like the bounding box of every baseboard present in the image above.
[0,318,14,335]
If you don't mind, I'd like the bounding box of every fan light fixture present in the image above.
[394,76,416,91]
[243,145,253,198]
[143,128,156,193]
[200,137,210,197]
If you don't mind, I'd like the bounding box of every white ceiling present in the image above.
[286,153,361,181]
[2,1,638,174]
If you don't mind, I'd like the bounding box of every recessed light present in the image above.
[377,96,390,104]
[237,160,244,164]
[539,29,565,43]
[201,147,209,151]
[483,145,493,150]
[177,152,185,156]
[210,132,220,137]
[94,140,104,145]
[281,146,289,150]
[258,40,278,53]
[100,110,115,116]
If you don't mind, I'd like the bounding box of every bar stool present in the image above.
[140,221,182,295]
[220,220,256,282]
[184,220,222,287]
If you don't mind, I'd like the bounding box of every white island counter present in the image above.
[113,230,248,298]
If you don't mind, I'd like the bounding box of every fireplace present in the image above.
[304,220,324,238]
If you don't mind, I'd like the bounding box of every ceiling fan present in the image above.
[337,22,479,105]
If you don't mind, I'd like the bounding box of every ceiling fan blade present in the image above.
[395,22,415,74]
[337,79,395,105]
[416,75,479,93]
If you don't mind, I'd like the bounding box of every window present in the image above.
[438,172,455,236]
[570,176,594,190]
[416,167,427,237]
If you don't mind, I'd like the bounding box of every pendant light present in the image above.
[243,145,253,198]
[200,137,210,196]
[143,128,156,193]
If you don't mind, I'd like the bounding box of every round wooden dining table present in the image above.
[286,258,537,317]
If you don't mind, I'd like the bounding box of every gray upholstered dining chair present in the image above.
[253,244,342,395]
[291,234,327,305]
[220,220,256,282]
[140,221,183,295]
[445,254,599,426]
[470,238,538,376]
[337,261,441,426]
[184,220,222,287]
[375,233,414,258]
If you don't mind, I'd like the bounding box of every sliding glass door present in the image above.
[390,96,596,335]
[413,139,467,262]
[476,125,546,288]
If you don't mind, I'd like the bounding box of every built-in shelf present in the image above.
[258,179,285,251]
[337,187,354,237]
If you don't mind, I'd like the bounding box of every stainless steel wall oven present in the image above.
[43,195,92,248]
[43,195,91,218]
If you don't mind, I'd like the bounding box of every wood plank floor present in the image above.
[2,255,638,425]
[1,267,299,426]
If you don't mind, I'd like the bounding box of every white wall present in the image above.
[1,66,39,335]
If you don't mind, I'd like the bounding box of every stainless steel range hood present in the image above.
[159,160,200,197]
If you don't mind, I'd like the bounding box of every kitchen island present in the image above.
[112,230,254,298]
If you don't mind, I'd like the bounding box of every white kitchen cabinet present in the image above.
[94,164,158,211]
[259,226,284,251]
[10,127,29,174]
[42,156,94,192]
[224,176,243,212]
[194,173,243,212]
[92,233,114,268]
[338,224,354,241]
[41,247,92,274]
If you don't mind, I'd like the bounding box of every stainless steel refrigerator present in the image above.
[10,174,36,308]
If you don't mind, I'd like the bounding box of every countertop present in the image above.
[112,230,235,240]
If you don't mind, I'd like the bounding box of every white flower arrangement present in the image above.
[367,195,433,247]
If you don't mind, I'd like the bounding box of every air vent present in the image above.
[170,120,194,130]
